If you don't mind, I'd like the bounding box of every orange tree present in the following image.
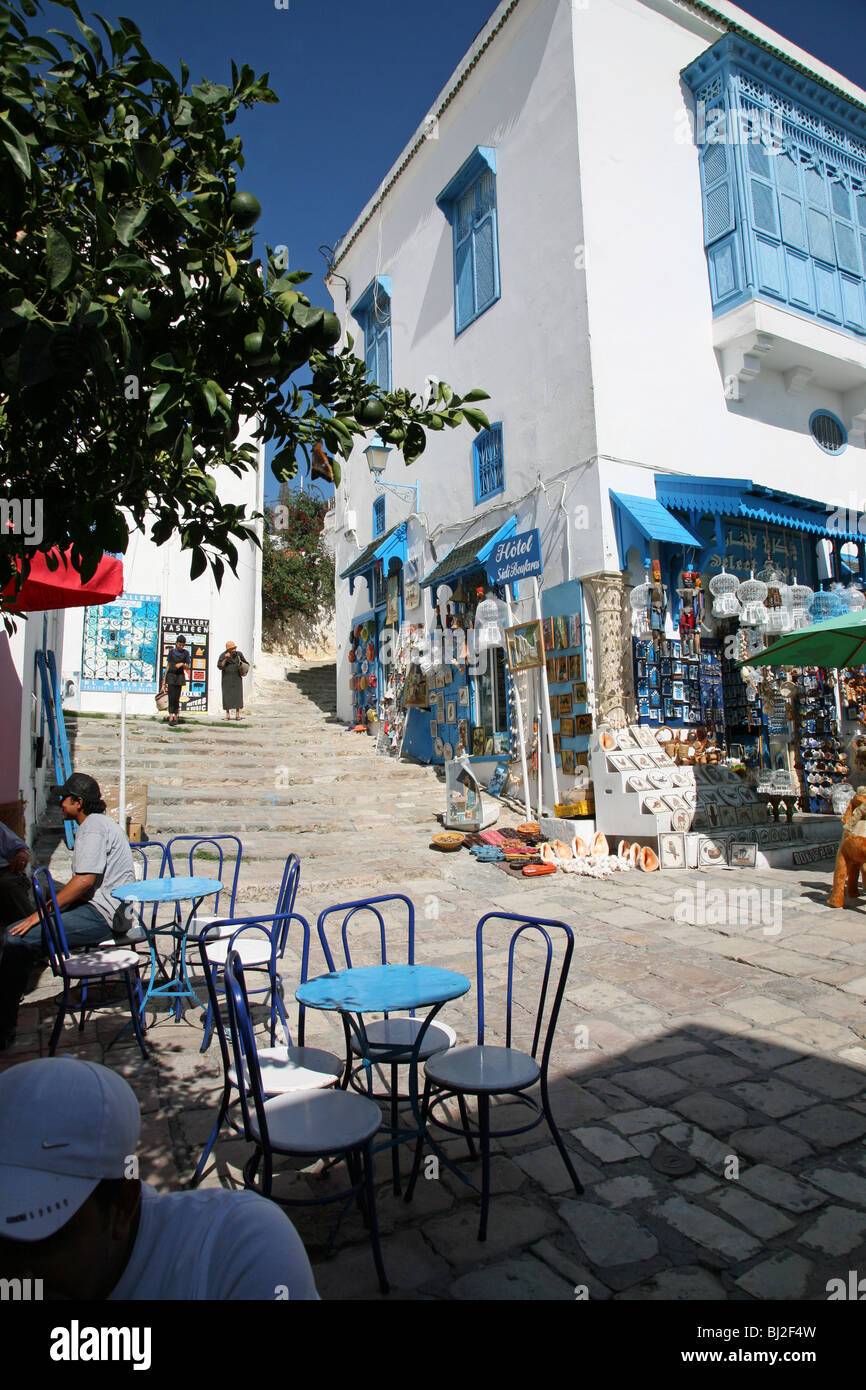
[0,0,488,610]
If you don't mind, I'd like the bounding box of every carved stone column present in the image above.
[584,571,635,730]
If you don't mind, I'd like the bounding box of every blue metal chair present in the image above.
[222,948,388,1294]
[165,834,242,932]
[199,853,301,1051]
[192,914,343,1186]
[32,868,148,1059]
[317,894,457,1195]
[128,840,170,943]
[405,911,583,1239]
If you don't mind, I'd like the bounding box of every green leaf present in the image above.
[0,117,31,179]
[189,547,207,580]
[331,459,341,488]
[460,406,490,430]
[462,388,491,402]
[46,229,74,290]
[132,142,162,181]
[115,203,148,246]
[201,381,217,416]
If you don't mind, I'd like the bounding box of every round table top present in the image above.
[296,964,471,1014]
[112,876,222,904]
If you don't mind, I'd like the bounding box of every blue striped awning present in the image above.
[610,492,703,567]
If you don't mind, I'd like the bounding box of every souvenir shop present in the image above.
[614,477,866,816]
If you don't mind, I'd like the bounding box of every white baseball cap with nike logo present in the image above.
[0,1058,141,1242]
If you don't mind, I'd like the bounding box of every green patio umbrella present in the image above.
[737,608,866,670]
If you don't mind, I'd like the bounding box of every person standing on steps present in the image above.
[161,633,190,727]
[217,641,248,722]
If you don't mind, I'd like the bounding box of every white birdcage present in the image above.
[474,592,509,649]
[708,568,740,618]
[841,584,866,612]
[629,577,652,635]
[760,567,793,632]
[808,589,843,622]
[788,579,813,629]
[736,573,769,626]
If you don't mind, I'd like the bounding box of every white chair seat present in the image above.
[350,1016,457,1062]
[204,937,272,968]
[425,1044,540,1095]
[62,948,141,977]
[250,1088,382,1153]
[229,1044,342,1094]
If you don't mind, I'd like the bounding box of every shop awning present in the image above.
[654,476,862,542]
[610,492,703,567]
[421,516,517,601]
[2,549,124,614]
[340,522,407,598]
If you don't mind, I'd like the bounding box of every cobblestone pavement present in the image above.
[4,659,866,1301]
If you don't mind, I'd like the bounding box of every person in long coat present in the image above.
[217,641,247,720]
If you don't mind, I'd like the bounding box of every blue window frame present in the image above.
[473,423,504,505]
[350,276,392,389]
[809,410,847,455]
[373,495,386,537]
[437,147,501,335]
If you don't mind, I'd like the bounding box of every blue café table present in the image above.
[296,964,471,1191]
[113,876,222,1021]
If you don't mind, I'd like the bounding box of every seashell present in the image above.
[573,836,589,858]
[553,839,573,860]
[591,832,609,858]
[539,843,557,864]
[600,731,616,750]
[641,846,660,871]
[618,840,630,859]
[630,843,642,867]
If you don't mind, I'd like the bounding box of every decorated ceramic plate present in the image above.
[642,795,666,814]
[616,729,637,749]
[649,770,674,788]
[443,742,454,760]
[662,793,686,811]
[634,726,658,749]
[627,775,651,792]
[698,837,726,866]
[671,808,692,832]
[434,736,444,757]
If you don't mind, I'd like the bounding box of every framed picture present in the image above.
[560,716,575,738]
[556,656,569,684]
[698,836,727,867]
[573,681,587,703]
[662,679,673,698]
[575,713,593,735]
[541,618,555,652]
[672,661,683,678]
[457,718,469,749]
[487,761,510,798]
[638,698,650,719]
[444,666,453,684]
[561,748,575,775]
[446,700,457,725]
[570,616,582,648]
[729,841,757,868]
[485,738,494,755]
[569,654,582,682]
[672,681,684,703]
[631,751,654,771]
[555,616,569,650]
[546,658,556,683]
[549,695,558,719]
[659,832,687,869]
[553,734,561,753]
[575,751,589,768]
[386,573,400,626]
[608,752,634,772]
[403,665,429,707]
[458,685,470,708]
[559,694,573,716]
[661,659,672,676]
[505,620,545,672]
[471,727,486,756]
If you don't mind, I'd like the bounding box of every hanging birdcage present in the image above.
[474,592,509,649]
[736,573,769,626]
[629,577,652,636]
[760,567,793,632]
[808,589,843,622]
[709,568,740,618]
[842,584,866,612]
[788,579,813,629]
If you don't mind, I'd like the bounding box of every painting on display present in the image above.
[81,593,161,692]
[161,616,209,710]
[386,574,401,626]
[504,620,544,672]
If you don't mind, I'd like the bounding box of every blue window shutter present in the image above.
[455,238,474,333]
[473,423,505,504]
[439,149,501,335]
[376,319,391,390]
[373,496,385,537]
[363,313,377,381]
[473,211,498,312]
[701,141,735,245]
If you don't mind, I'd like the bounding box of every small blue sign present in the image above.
[485,528,542,585]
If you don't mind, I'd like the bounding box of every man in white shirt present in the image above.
[0,1058,320,1300]
[0,773,134,1048]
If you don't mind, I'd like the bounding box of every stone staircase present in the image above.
[35,659,452,907]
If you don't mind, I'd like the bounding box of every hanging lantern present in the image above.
[475,591,509,649]
[709,568,740,618]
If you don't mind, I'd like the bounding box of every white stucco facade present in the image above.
[329,0,866,749]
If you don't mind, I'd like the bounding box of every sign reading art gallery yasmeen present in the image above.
[485,529,542,585]
[160,616,210,711]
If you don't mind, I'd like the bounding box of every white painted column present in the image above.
[533,577,560,809]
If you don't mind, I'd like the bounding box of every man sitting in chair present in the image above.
[0,773,134,1050]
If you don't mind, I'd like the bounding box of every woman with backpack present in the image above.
[217,640,249,721]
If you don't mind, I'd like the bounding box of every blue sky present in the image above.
[30,0,866,502]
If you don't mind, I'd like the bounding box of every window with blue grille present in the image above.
[350,277,392,389]
[473,423,504,504]
[373,495,386,537]
[436,147,501,335]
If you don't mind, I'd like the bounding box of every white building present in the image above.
[329,0,866,811]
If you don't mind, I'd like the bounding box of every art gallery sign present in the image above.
[485,529,542,585]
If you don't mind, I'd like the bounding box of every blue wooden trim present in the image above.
[436,147,497,211]
[437,149,501,337]
[350,275,392,320]
[475,514,517,562]
[373,495,386,537]
[809,409,848,455]
[472,423,505,505]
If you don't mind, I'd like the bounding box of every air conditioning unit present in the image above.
[344,509,357,534]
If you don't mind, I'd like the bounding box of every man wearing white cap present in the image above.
[0,1058,319,1300]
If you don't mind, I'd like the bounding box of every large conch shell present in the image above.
[572,836,589,858]
[630,842,642,869]
[640,845,659,871]
[539,843,558,865]
[600,731,616,750]
[618,840,630,860]
[590,832,609,858]
[552,839,574,860]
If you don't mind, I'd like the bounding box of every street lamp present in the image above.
[363,436,420,512]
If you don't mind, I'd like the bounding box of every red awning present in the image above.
[2,550,124,613]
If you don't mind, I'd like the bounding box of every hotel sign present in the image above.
[485,529,542,585]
